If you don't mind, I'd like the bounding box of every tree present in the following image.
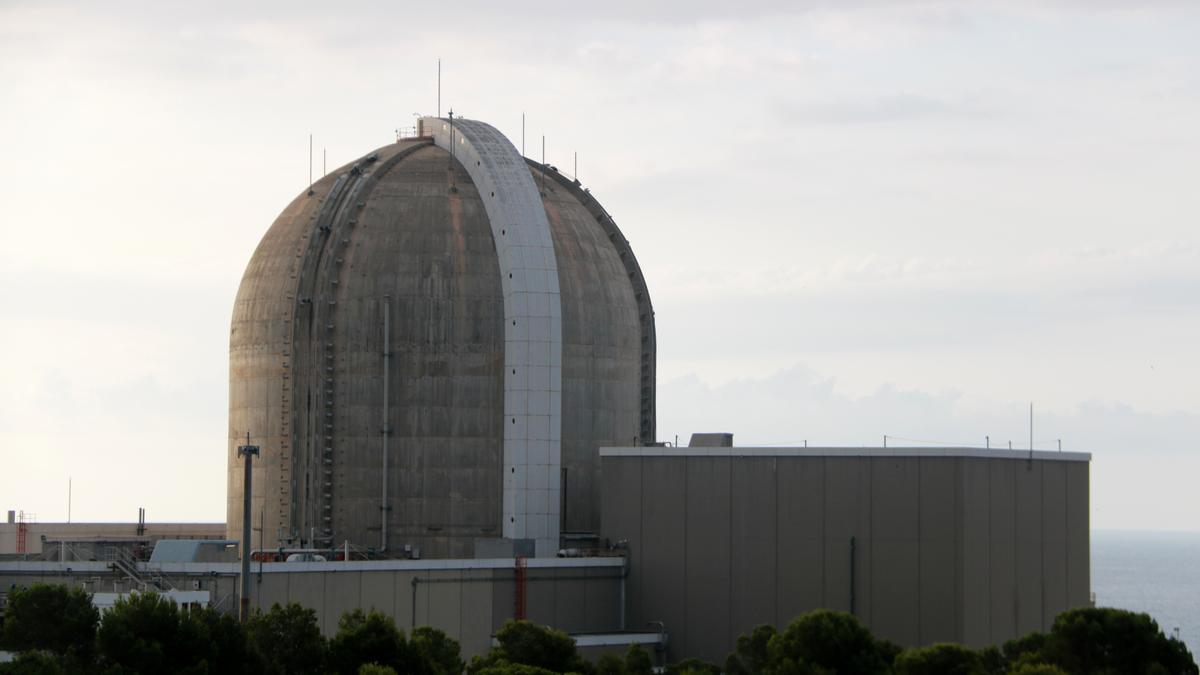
[187,605,259,675]
[0,651,67,675]
[411,626,464,675]
[1007,665,1066,675]
[623,644,654,675]
[473,665,560,675]
[725,624,777,675]
[358,665,399,675]
[594,645,655,675]
[0,584,98,663]
[328,609,420,675]
[468,620,590,674]
[246,602,327,675]
[894,643,984,675]
[1042,607,1197,675]
[765,609,891,675]
[595,653,625,675]
[95,591,211,674]
[663,658,721,675]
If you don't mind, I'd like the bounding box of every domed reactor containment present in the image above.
[228,118,655,558]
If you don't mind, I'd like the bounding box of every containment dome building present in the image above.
[227,117,655,558]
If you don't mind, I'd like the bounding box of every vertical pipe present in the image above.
[411,577,418,629]
[849,536,857,616]
[381,297,391,551]
[241,455,252,619]
[238,436,259,622]
[258,506,264,586]
[619,557,628,630]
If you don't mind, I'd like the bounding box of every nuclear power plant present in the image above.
[1,116,1092,663]
[228,117,654,559]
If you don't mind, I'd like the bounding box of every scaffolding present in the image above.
[16,511,34,555]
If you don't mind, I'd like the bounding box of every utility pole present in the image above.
[237,434,260,622]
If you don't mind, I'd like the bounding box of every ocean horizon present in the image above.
[1092,529,1200,659]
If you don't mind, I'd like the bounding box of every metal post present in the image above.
[237,434,260,622]
[437,59,441,118]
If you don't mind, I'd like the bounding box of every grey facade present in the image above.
[228,119,655,557]
[0,557,625,659]
[600,447,1091,663]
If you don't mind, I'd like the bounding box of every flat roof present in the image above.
[600,446,1091,462]
[0,556,627,575]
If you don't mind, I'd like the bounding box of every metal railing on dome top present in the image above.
[395,126,422,140]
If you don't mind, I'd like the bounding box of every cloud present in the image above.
[774,93,997,125]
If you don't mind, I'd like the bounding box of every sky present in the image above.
[1,1,1198,530]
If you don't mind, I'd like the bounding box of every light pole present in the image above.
[237,434,260,622]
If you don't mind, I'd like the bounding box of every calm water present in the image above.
[1092,530,1200,658]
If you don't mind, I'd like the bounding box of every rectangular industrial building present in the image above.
[600,446,1091,663]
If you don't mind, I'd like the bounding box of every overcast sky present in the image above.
[2,1,1197,530]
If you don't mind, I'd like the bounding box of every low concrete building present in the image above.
[600,446,1091,663]
[0,557,627,658]
[0,517,225,558]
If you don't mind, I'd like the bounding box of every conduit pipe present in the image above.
[381,297,391,551]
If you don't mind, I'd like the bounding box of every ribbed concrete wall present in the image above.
[600,448,1091,663]
[229,123,653,557]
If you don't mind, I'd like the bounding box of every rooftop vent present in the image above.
[688,433,733,448]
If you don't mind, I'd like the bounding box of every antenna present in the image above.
[574,151,577,181]
[521,112,525,157]
[437,58,441,117]
[308,134,313,195]
[323,148,326,177]
[1028,402,1034,468]
[67,477,71,524]
[541,135,546,195]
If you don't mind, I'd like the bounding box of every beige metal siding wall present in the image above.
[600,451,1090,663]
[1,561,623,660]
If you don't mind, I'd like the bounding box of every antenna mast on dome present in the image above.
[437,58,441,117]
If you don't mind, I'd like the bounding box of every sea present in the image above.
[1092,530,1200,658]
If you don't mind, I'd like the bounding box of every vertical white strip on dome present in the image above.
[422,117,562,557]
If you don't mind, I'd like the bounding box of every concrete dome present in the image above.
[227,118,655,557]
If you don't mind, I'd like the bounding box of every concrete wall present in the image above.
[0,557,625,659]
[600,447,1091,663]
